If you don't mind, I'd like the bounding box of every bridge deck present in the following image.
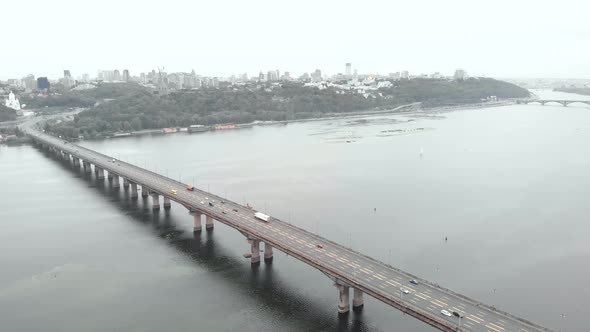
[23,120,552,332]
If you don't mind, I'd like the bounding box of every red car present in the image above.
[316,244,324,249]
[186,185,194,191]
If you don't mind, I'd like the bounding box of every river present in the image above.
[1,89,588,331]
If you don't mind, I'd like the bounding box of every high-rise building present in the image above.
[353,69,358,80]
[275,69,280,81]
[258,71,265,82]
[454,69,467,80]
[400,71,409,79]
[22,75,36,92]
[267,70,274,81]
[37,77,50,91]
[282,71,291,80]
[122,69,130,82]
[113,70,121,81]
[345,63,352,77]
[62,70,75,88]
[311,69,322,82]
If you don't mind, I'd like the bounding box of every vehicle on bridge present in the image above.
[170,189,177,195]
[254,212,270,222]
[186,185,194,191]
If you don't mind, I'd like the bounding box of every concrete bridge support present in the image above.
[352,289,364,311]
[141,186,149,198]
[337,285,350,314]
[73,157,80,166]
[82,161,90,173]
[107,171,113,180]
[205,215,214,230]
[151,193,160,211]
[163,197,171,209]
[96,167,104,180]
[123,177,130,189]
[264,242,273,262]
[250,239,261,265]
[113,176,121,188]
[130,183,138,199]
[191,211,202,232]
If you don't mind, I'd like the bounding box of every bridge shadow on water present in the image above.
[39,147,377,332]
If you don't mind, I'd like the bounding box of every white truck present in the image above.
[254,212,270,222]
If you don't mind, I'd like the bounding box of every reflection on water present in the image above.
[1,90,589,331]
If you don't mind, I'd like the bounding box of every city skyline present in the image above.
[2,0,589,80]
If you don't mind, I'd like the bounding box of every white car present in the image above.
[441,309,452,317]
[402,289,410,294]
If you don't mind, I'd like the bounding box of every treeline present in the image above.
[20,83,147,109]
[380,78,530,107]
[0,104,17,122]
[554,87,590,96]
[46,78,529,139]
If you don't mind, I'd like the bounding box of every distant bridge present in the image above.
[517,99,590,107]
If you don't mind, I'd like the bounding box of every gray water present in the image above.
[1,90,589,332]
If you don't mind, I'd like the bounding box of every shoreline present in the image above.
[17,100,514,144]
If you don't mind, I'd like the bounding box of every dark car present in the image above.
[208,202,214,207]
[452,311,464,318]
[409,279,419,285]
[233,208,238,212]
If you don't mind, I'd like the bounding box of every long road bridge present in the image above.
[20,119,553,332]
[517,99,590,106]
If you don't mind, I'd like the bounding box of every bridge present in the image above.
[20,118,553,332]
[517,99,590,107]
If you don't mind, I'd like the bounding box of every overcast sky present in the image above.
[2,0,589,80]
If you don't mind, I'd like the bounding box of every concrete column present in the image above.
[82,161,90,172]
[205,215,214,230]
[113,176,120,188]
[130,183,138,199]
[73,157,80,166]
[96,167,104,180]
[107,172,113,180]
[123,177,130,189]
[264,242,274,262]
[337,285,350,314]
[151,193,160,211]
[163,197,171,209]
[141,186,149,198]
[192,211,202,232]
[250,239,260,265]
[352,289,364,310]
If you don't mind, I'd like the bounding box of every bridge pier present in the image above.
[151,193,160,211]
[352,289,364,311]
[73,157,80,166]
[264,242,273,262]
[337,285,350,315]
[82,161,90,173]
[96,167,104,180]
[250,239,260,265]
[141,186,149,198]
[163,197,171,209]
[205,215,214,230]
[123,177,130,189]
[107,171,113,180]
[113,176,121,188]
[130,183,138,199]
[191,211,202,232]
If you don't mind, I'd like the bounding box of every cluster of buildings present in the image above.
[1,64,470,100]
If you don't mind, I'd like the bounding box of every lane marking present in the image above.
[465,316,481,324]
[414,293,428,300]
[430,300,444,308]
[487,322,505,331]
[431,299,448,307]
[486,324,503,332]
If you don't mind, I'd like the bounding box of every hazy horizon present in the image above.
[2,0,589,80]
